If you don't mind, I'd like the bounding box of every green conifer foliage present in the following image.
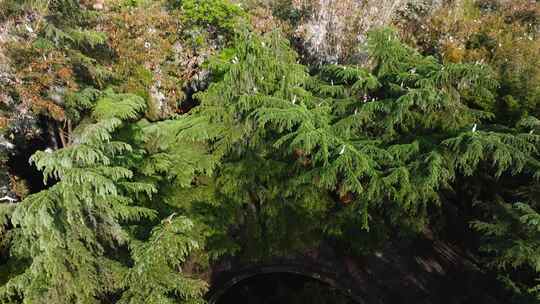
[174,27,539,268]
[0,90,208,303]
[472,201,540,303]
[0,0,538,300]
[119,215,207,304]
[148,30,327,259]
[252,28,534,231]
[0,90,148,303]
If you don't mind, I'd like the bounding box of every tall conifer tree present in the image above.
[0,1,538,302]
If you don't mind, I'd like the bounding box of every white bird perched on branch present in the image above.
[163,212,177,225]
[0,196,17,203]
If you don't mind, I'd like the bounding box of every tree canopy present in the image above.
[0,0,538,303]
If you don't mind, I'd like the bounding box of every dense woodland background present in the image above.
[0,0,538,303]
